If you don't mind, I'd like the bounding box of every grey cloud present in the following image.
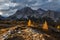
[0,0,60,17]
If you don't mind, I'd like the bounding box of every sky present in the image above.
[0,0,60,17]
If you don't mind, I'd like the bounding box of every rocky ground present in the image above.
[4,26,59,40]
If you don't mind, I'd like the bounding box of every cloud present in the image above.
[0,11,3,15]
[0,4,9,10]
[48,0,52,2]
[0,9,17,17]
[0,0,19,17]
[0,0,60,17]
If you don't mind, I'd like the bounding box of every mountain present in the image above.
[37,8,46,16]
[0,15,5,20]
[42,10,60,21]
[8,7,60,21]
[8,7,46,20]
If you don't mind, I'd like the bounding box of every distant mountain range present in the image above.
[0,7,60,21]
[0,15,6,20]
[8,7,47,19]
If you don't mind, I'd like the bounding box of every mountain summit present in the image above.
[8,7,60,21]
[8,7,44,19]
